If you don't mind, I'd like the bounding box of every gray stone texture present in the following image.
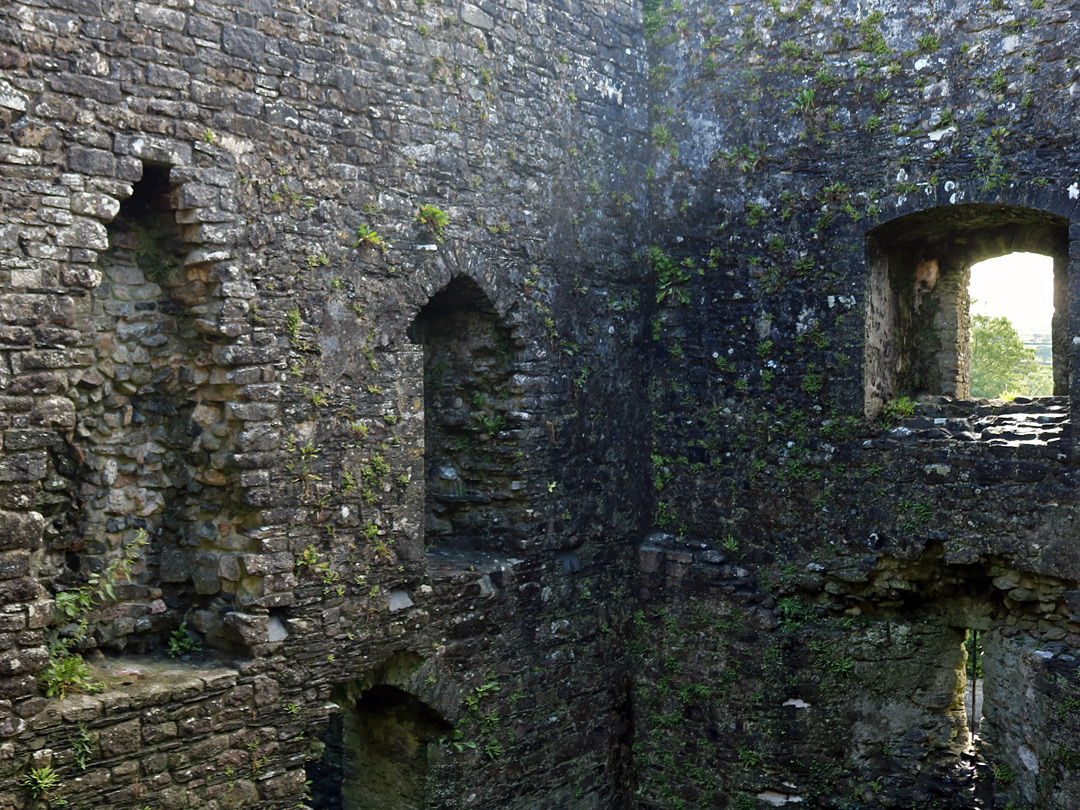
[3,0,1080,808]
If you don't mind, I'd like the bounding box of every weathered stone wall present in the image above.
[632,561,975,809]
[637,0,1080,806]
[7,0,1080,807]
[0,0,650,806]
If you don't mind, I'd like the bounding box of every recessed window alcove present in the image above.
[407,277,529,554]
[43,162,229,656]
[864,203,1069,416]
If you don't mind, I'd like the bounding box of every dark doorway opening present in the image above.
[306,685,453,810]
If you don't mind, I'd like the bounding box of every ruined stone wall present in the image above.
[637,0,1080,806]
[0,0,651,806]
[7,0,1080,807]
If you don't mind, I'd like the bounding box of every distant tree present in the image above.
[970,314,1052,398]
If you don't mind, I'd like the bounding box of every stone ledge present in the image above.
[39,658,239,725]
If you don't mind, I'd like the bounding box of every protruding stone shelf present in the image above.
[425,548,522,582]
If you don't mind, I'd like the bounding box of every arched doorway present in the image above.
[306,684,453,810]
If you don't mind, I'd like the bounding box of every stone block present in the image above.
[234,426,279,453]
[219,778,259,809]
[0,552,30,583]
[1065,590,1080,621]
[187,15,221,42]
[0,646,46,677]
[0,145,41,166]
[182,221,239,244]
[223,611,268,646]
[220,280,256,299]
[0,451,47,483]
[99,719,141,757]
[257,769,307,800]
[638,545,662,573]
[222,25,265,59]
[239,487,277,507]
[67,146,116,176]
[253,674,279,706]
[193,565,221,596]
[30,397,76,429]
[211,345,278,366]
[0,615,22,633]
[175,183,218,208]
[237,383,280,401]
[135,2,187,31]
[232,470,269,487]
[59,694,103,724]
[0,326,33,345]
[240,554,271,576]
[113,133,192,167]
[0,78,28,112]
[142,721,178,744]
[0,674,35,701]
[158,549,195,582]
[61,263,103,289]
[218,555,241,581]
[225,402,278,421]
[186,732,229,762]
[0,511,43,551]
[6,373,64,396]
[0,294,75,327]
[71,192,120,220]
[461,3,495,29]
[147,63,189,90]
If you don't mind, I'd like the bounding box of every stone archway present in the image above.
[307,683,453,810]
[407,275,529,554]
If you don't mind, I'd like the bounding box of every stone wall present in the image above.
[6,0,1080,807]
[636,0,1080,805]
[0,0,650,806]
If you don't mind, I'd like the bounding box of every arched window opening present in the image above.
[42,162,227,658]
[968,253,1054,399]
[306,685,453,810]
[407,277,529,555]
[864,204,1069,415]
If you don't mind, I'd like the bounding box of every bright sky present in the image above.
[969,252,1054,336]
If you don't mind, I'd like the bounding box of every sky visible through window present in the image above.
[968,252,1054,398]
[969,252,1053,338]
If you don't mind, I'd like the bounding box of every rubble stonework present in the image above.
[3,0,1080,808]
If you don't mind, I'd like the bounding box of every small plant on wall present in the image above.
[354,223,387,252]
[416,203,449,241]
[20,764,60,800]
[881,396,916,424]
[167,621,203,658]
[42,530,149,698]
[648,246,691,305]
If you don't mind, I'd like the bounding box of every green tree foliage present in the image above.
[970,314,1052,398]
